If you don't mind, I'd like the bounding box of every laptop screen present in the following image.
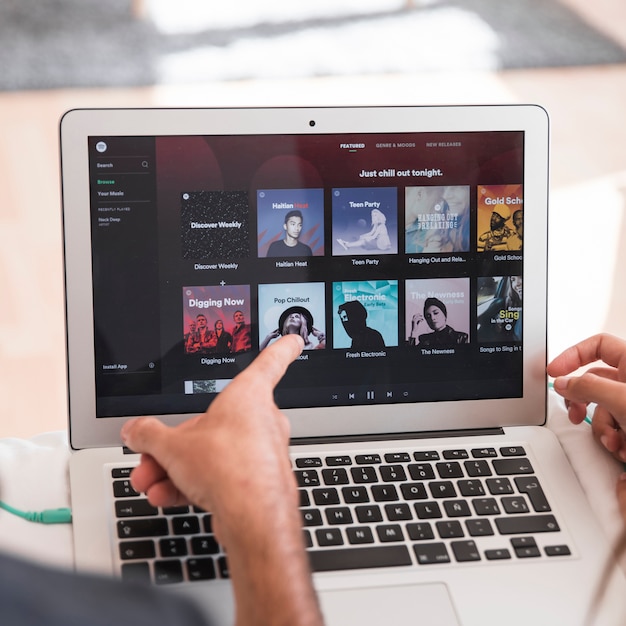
[87,129,525,418]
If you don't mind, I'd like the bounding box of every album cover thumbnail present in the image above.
[332,280,398,349]
[258,282,326,350]
[181,191,250,260]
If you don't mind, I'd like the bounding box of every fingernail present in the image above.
[552,377,570,392]
[601,435,610,449]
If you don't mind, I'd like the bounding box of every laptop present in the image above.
[61,105,626,625]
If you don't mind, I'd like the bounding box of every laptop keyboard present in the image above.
[111,444,571,585]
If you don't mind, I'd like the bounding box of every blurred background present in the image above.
[1,0,625,438]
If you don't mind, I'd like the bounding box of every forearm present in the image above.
[226,505,324,626]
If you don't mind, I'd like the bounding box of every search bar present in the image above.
[94,157,151,173]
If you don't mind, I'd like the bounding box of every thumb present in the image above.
[121,416,175,462]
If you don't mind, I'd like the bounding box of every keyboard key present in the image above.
[443,500,471,518]
[413,451,440,461]
[346,527,374,545]
[436,462,463,479]
[160,538,187,558]
[466,519,494,537]
[515,546,541,558]
[371,485,399,502]
[355,454,381,465]
[407,522,434,541]
[351,466,378,483]
[322,468,349,485]
[495,514,560,535]
[510,536,536,549]
[436,520,464,539]
[154,560,184,585]
[511,536,539,558]
[187,558,217,581]
[316,528,344,547]
[414,501,442,519]
[500,446,526,457]
[413,542,450,565]
[472,498,500,516]
[162,506,189,515]
[485,548,511,560]
[385,503,412,521]
[121,562,151,583]
[326,456,352,466]
[295,470,320,487]
[471,448,497,458]
[296,457,322,468]
[515,476,551,512]
[377,524,405,542]
[191,536,220,555]
[302,509,323,526]
[119,540,155,560]
[545,545,571,557]
[442,449,469,460]
[502,496,530,514]
[380,465,407,482]
[355,505,383,523]
[428,481,456,499]
[408,463,435,480]
[486,478,514,495]
[464,460,492,477]
[115,499,158,518]
[309,546,412,572]
[325,507,353,525]
[458,479,485,497]
[299,490,310,507]
[112,467,134,478]
[117,518,168,539]
[172,516,200,535]
[312,488,340,506]
[113,480,140,498]
[384,452,410,463]
[451,540,480,562]
[342,486,369,503]
[400,483,428,500]
[493,458,534,475]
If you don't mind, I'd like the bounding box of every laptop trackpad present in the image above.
[319,582,460,625]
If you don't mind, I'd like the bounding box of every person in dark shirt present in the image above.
[337,300,385,350]
[266,210,313,257]
[415,297,468,347]
[230,309,252,353]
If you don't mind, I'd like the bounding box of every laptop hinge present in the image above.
[290,427,505,447]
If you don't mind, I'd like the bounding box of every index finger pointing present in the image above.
[239,334,304,390]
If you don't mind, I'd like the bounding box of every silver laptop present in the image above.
[61,106,625,625]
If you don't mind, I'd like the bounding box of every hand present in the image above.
[121,334,322,625]
[547,334,626,524]
[121,333,302,545]
[547,333,626,462]
[311,326,325,344]
[411,314,424,326]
